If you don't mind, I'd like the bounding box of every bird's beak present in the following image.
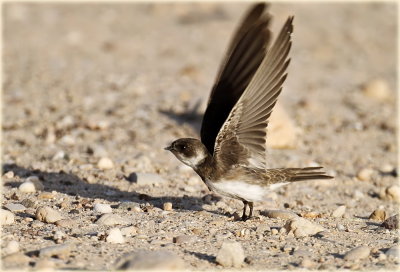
[164,145,173,151]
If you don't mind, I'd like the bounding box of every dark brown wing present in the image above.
[214,16,294,170]
[200,3,272,155]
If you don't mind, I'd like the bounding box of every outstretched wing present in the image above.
[214,16,294,170]
[200,3,272,155]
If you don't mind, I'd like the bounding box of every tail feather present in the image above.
[268,167,334,183]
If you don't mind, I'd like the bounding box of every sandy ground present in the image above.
[2,2,398,271]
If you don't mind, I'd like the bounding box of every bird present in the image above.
[165,3,333,221]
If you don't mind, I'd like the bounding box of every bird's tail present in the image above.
[268,167,334,183]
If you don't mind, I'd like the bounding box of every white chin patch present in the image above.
[178,153,206,168]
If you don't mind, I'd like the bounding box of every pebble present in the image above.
[299,258,316,269]
[173,235,197,244]
[284,218,324,237]
[4,171,14,178]
[114,250,185,270]
[336,223,346,231]
[93,203,112,214]
[38,192,55,200]
[264,209,299,219]
[119,202,142,212]
[39,243,72,259]
[127,172,167,186]
[385,245,399,259]
[271,229,279,235]
[362,79,391,101]
[357,168,374,181]
[106,228,125,243]
[2,252,31,266]
[121,226,137,236]
[53,230,67,243]
[0,209,15,224]
[18,181,36,193]
[4,203,26,212]
[369,209,387,221]
[97,157,114,170]
[55,219,75,228]
[385,185,400,203]
[381,214,399,230]
[96,213,129,226]
[343,246,370,261]
[36,206,63,223]
[163,202,173,211]
[21,198,36,208]
[216,241,245,268]
[4,240,20,255]
[331,205,346,218]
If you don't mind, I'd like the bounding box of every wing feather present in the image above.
[214,16,294,170]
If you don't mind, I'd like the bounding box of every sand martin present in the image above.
[165,3,333,221]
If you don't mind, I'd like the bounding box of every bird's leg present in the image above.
[248,202,254,218]
[242,200,248,221]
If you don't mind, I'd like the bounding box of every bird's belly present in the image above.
[207,180,268,202]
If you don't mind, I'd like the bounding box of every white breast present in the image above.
[209,180,290,202]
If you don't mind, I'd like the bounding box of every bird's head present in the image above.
[164,138,209,169]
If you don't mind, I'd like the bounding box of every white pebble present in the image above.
[97,157,114,170]
[0,209,15,225]
[284,218,324,237]
[35,206,63,223]
[4,241,19,255]
[362,79,391,101]
[4,171,14,179]
[357,168,374,181]
[5,203,26,212]
[331,205,346,218]
[385,185,400,203]
[19,181,36,193]
[264,210,299,219]
[106,228,125,243]
[344,246,370,261]
[93,203,112,214]
[216,241,245,268]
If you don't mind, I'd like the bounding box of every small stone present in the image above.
[2,252,31,267]
[106,228,125,243]
[385,185,400,203]
[385,245,399,259]
[163,202,173,211]
[38,192,55,200]
[53,230,67,243]
[4,171,14,179]
[127,172,167,186]
[343,246,370,261]
[114,250,185,270]
[369,209,387,221]
[4,240,20,255]
[97,157,114,170]
[121,226,137,236]
[55,219,75,228]
[173,235,196,244]
[4,203,26,212]
[362,79,391,101]
[216,241,245,268]
[284,217,324,237]
[96,213,129,226]
[39,243,72,259]
[21,198,36,208]
[35,206,63,223]
[357,168,374,181]
[264,210,299,219]
[336,223,346,231]
[271,229,279,235]
[299,258,316,269]
[331,205,346,218]
[119,202,142,212]
[93,203,112,214]
[27,176,44,190]
[381,214,399,230]
[0,209,15,224]
[18,181,36,193]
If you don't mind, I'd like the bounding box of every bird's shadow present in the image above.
[2,163,219,213]
[159,99,203,132]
